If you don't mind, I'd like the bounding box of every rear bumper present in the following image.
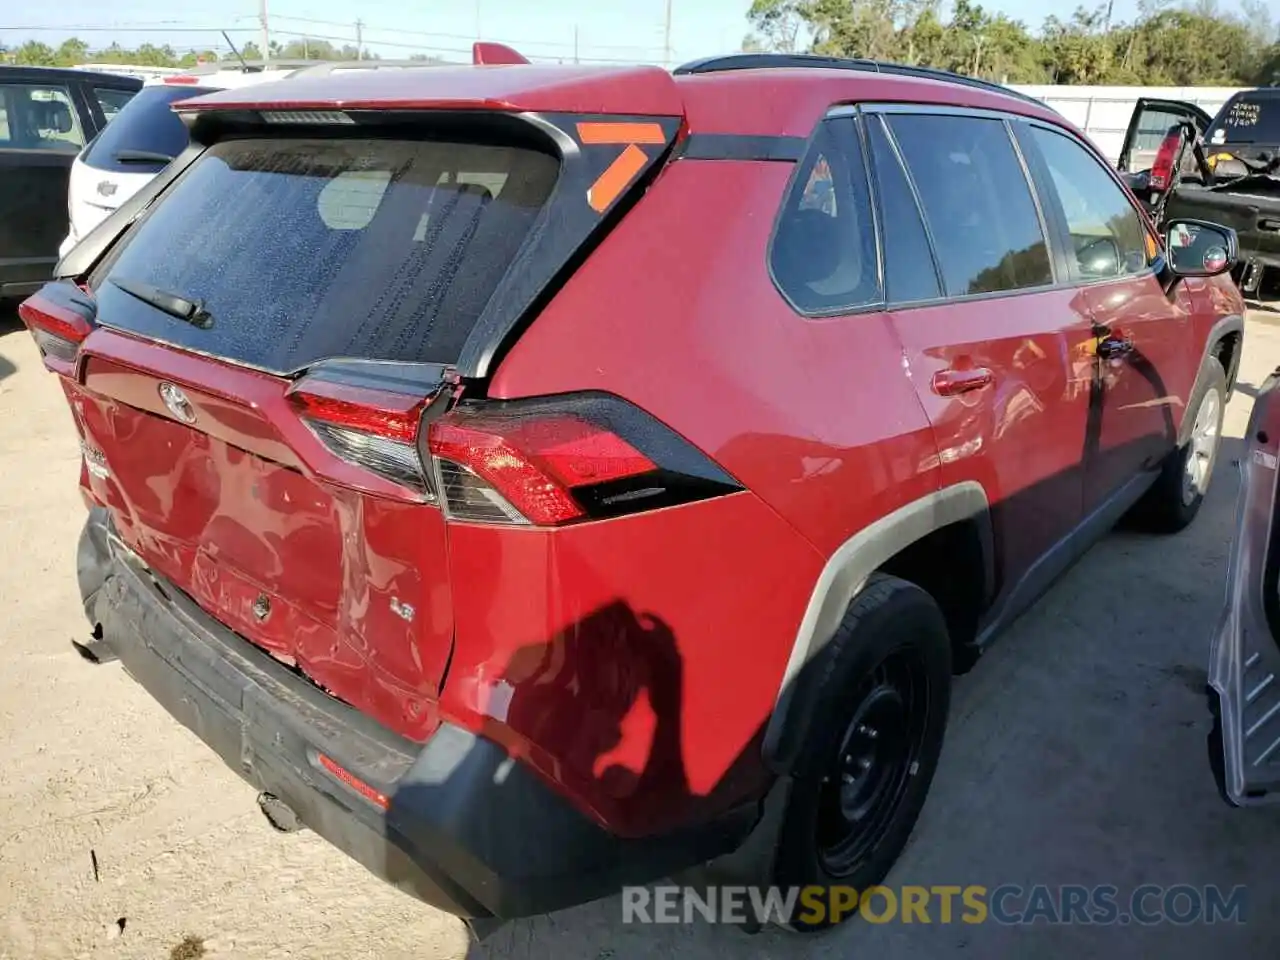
[79,509,753,919]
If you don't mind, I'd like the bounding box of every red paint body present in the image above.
[33,62,1244,841]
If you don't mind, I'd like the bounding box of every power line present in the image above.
[264,13,671,52]
[0,22,676,63]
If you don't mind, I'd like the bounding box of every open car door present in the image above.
[1118,97,1213,175]
[1210,371,1280,805]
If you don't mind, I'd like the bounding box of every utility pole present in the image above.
[259,0,270,65]
[355,19,364,60]
[475,1,482,40]
[662,0,673,68]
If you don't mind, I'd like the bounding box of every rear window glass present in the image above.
[82,85,215,172]
[93,86,137,122]
[97,137,559,372]
[1208,94,1280,146]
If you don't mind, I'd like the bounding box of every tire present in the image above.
[772,574,952,931]
[1132,356,1227,534]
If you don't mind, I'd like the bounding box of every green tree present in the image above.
[745,0,808,53]
[55,37,89,66]
[14,41,57,65]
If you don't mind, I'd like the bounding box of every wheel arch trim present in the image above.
[762,481,990,772]
[1180,312,1243,446]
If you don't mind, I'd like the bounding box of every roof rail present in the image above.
[673,53,1046,110]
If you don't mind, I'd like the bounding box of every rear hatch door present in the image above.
[56,77,681,738]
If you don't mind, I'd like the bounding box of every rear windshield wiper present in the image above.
[112,149,175,164]
[110,277,212,329]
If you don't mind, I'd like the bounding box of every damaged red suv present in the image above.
[24,47,1246,931]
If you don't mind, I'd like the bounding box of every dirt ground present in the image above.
[3,307,1280,960]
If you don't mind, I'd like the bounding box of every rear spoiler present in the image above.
[473,42,529,65]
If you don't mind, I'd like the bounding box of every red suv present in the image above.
[23,50,1245,931]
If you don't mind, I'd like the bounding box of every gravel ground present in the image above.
[2,307,1280,960]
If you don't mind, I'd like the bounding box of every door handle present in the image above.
[932,366,994,397]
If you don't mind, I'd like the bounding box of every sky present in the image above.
[1,0,1176,66]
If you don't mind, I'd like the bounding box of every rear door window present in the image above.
[82,85,216,173]
[0,83,84,151]
[770,117,880,314]
[865,115,941,304]
[97,137,559,372]
[1208,93,1280,146]
[888,113,1052,297]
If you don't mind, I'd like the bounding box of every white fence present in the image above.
[1009,84,1245,162]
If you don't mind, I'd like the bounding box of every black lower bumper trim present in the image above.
[79,510,755,919]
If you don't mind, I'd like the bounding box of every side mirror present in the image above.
[1164,219,1238,278]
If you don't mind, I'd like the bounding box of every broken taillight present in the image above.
[427,410,657,525]
[290,379,740,526]
[289,377,437,497]
[426,394,741,527]
[18,281,97,375]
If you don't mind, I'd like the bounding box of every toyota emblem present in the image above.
[158,382,197,424]
[96,180,118,198]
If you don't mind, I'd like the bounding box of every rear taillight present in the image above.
[289,377,740,525]
[18,281,97,375]
[428,412,656,525]
[1150,128,1182,191]
[289,378,436,497]
[425,394,741,526]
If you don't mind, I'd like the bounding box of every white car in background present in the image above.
[58,68,297,259]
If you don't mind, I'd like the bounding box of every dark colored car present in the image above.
[20,49,1247,932]
[1119,89,1280,297]
[0,66,140,300]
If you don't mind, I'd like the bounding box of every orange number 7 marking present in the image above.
[576,122,667,212]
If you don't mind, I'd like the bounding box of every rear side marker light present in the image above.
[260,110,354,125]
[317,754,389,810]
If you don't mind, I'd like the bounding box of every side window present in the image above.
[866,115,941,304]
[1028,126,1151,281]
[888,114,1052,298]
[93,87,137,122]
[770,118,880,314]
[0,83,85,151]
